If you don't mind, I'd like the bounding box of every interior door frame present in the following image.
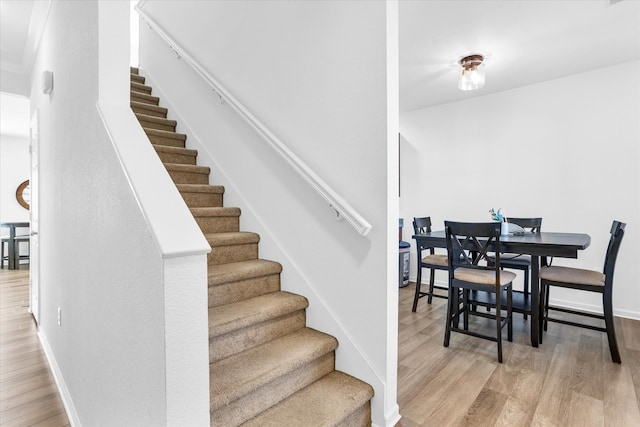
[29,109,40,324]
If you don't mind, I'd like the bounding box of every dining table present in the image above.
[412,229,591,347]
[1,222,30,270]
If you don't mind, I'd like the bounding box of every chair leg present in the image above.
[453,288,461,328]
[444,286,454,347]
[412,266,422,312]
[603,290,621,363]
[496,290,503,363]
[507,286,513,342]
[427,268,435,304]
[542,283,550,332]
[463,289,469,331]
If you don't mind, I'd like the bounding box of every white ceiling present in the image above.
[400,0,640,112]
[0,0,45,138]
[0,0,45,75]
[1,0,639,134]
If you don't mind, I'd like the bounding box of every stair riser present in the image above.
[155,150,196,165]
[209,274,281,308]
[148,136,185,148]
[195,216,239,234]
[139,118,176,132]
[337,403,372,427]
[210,352,335,426]
[131,92,160,106]
[210,311,306,363]
[180,192,223,208]
[131,74,145,84]
[167,170,209,185]
[131,105,167,118]
[208,243,258,265]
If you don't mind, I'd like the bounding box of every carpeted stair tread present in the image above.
[243,371,374,427]
[192,207,241,233]
[163,163,210,185]
[191,207,241,217]
[153,144,197,157]
[207,259,281,286]
[209,291,308,338]
[164,164,210,185]
[154,145,197,165]
[130,73,145,84]
[178,184,225,208]
[208,292,307,364]
[144,128,187,147]
[136,113,177,131]
[208,259,282,308]
[206,232,260,246]
[210,327,338,411]
[131,90,160,106]
[144,127,186,141]
[131,100,168,118]
[131,81,152,94]
[163,163,210,174]
[177,184,224,195]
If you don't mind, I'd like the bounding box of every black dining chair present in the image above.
[411,217,449,312]
[444,221,515,363]
[540,220,626,363]
[488,217,542,320]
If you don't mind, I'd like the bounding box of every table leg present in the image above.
[530,255,540,347]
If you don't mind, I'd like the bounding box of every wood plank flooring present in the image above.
[396,282,640,427]
[2,268,638,426]
[0,266,69,427]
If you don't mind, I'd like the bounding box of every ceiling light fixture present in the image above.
[458,54,485,91]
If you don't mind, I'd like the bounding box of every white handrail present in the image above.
[135,5,372,236]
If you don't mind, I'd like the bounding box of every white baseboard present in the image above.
[550,297,640,321]
[38,330,80,426]
[382,403,401,427]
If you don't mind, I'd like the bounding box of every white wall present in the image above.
[138,1,398,425]
[400,60,640,319]
[31,2,168,424]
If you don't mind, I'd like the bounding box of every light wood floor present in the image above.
[396,282,640,427]
[2,269,638,427]
[0,265,69,427]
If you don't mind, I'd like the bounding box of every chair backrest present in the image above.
[603,220,626,288]
[413,216,436,257]
[445,221,504,280]
[506,217,542,233]
[413,217,433,234]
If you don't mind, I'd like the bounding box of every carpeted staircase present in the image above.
[129,67,374,426]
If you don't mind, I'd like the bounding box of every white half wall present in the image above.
[400,60,640,319]
[30,1,210,425]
